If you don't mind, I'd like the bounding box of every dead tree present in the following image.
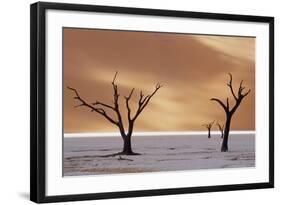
[202,120,215,138]
[68,72,162,155]
[211,73,251,152]
[216,122,224,139]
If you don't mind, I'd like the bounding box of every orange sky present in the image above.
[63,28,255,133]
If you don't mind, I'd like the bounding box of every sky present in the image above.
[63,28,255,133]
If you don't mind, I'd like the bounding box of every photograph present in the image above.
[63,28,255,176]
[30,2,274,203]
[0,0,277,203]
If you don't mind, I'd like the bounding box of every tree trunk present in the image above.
[221,116,231,152]
[122,136,133,154]
[208,129,211,138]
[118,121,138,155]
[221,132,224,139]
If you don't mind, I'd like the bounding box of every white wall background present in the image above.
[0,0,279,204]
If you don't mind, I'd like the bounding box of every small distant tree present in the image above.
[211,73,251,152]
[202,120,215,139]
[68,72,162,155]
[216,122,224,139]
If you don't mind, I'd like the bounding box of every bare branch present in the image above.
[67,86,118,126]
[226,97,229,110]
[111,73,120,108]
[109,74,125,133]
[202,120,215,129]
[126,88,135,99]
[231,90,251,115]
[237,80,251,99]
[92,101,115,111]
[138,91,144,106]
[74,104,84,108]
[124,88,135,121]
[68,72,163,144]
[112,71,118,84]
[133,83,163,121]
[216,122,224,131]
[227,73,238,101]
[140,84,162,110]
[210,98,228,112]
[243,89,251,97]
[239,80,244,89]
[140,94,150,106]
[211,73,251,115]
[235,79,251,100]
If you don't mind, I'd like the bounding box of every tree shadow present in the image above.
[98,151,141,158]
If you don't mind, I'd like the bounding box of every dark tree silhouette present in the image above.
[211,73,251,152]
[216,122,224,139]
[202,120,215,138]
[68,72,162,155]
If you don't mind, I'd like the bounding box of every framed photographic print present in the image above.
[30,1,274,203]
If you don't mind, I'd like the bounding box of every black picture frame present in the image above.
[30,1,274,203]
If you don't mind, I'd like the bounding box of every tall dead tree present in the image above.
[216,122,224,139]
[202,120,215,139]
[68,72,162,155]
[211,73,251,152]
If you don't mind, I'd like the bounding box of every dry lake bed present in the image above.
[63,133,255,176]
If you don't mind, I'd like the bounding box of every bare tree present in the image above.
[68,72,162,155]
[202,120,215,139]
[216,122,224,139]
[210,73,251,152]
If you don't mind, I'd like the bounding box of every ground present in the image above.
[63,133,255,176]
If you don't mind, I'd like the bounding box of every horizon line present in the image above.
[64,130,255,138]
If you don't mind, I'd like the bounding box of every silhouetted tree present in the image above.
[202,120,215,138]
[68,72,162,155]
[216,122,224,139]
[211,73,251,152]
